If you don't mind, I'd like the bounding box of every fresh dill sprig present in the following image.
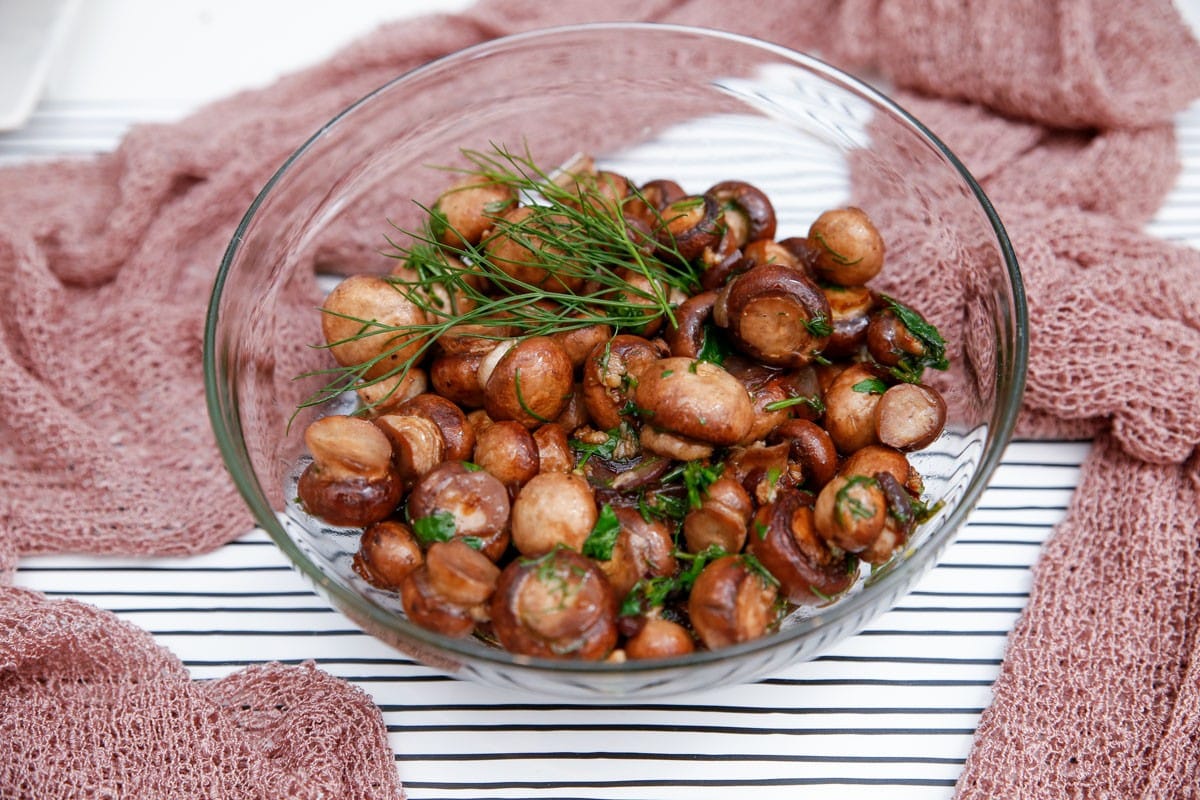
[297,143,706,417]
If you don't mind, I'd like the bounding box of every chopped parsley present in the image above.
[411,510,457,545]
[879,295,949,382]
[852,377,889,395]
[582,503,622,560]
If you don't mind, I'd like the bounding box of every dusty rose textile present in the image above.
[0,0,1197,798]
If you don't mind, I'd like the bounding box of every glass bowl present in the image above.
[205,22,1026,698]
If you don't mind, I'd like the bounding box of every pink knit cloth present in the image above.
[1,1,1198,797]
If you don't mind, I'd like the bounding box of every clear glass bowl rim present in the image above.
[204,21,1028,677]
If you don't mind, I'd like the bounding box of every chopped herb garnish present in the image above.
[582,503,622,560]
[835,474,880,526]
[755,520,769,540]
[804,314,834,337]
[619,544,727,617]
[682,460,724,510]
[852,377,889,395]
[569,428,622,465]
[811,230,862,266]
[764,395,825,414]
[696,323,731,366]
[740,552,779,587]
[411,510,457,545]
[880,295,949,383]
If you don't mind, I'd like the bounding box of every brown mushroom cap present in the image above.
[581,335,667,430]
[510,472,598,556]
[353,520,424,590]
[633,357,754,446]
[807,206,885,286]
[718,263,832,368]
[320,274,429,380]
[682,476,753,555]
[706,180,777,244]
[429,350,488,409]
[373,414,446,484]
[746,488,857,605]
[875,382,947,451]
[490,548,618,660]
[769,419,839,492]
[406,461,511,562]
[424,539,501,606]
[656,194,723,261]
[297,415,403,527]
[484,336,574,429]
[687,555,779,650]
[355,369,428,417]
[392,393,477,462]
[472,420,540,490]
[400,566,478,638]
[840,444,924,496]
[823,363,886,454]
[624,618,697,660]
[596,506,677,599]
[432,174,516,248]
[822,284,877,358]
[812,474,888,554]
[483,205,585,293]
[664,290,718,359]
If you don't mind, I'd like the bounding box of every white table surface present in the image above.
[4,3,1199,798]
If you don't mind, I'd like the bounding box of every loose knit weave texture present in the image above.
[1,0,1198,798]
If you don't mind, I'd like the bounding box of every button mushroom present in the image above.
[373,413,445,485]
[813,474,887,554]
[296,415,403,527]
[424,539,502,607]
[353,520,423,590]
[594,506,677,599]
[391,392,477,462]
[875,382,947,451]
[431,174,516,248]
[632,357,755,447]
[656,194,723,262]
[768,419,839,492]
[355,368,428,417]
[483,336,574,429]
[483,205,585,293]
[320,274,429,380]
[807,206,885,286]
[400,565,479,638]
[687,554,779,650]
[625,617,696,660]
[472,420,540,490]
[581,334,667,430]
[490,548,618,660]
[510,472,598,556]
[822,363,887,454]
[839,444,924,496]
[706,180,777,245]
[406,461,511,562]
[746,488,857,604]
[683,476,753,555]
[822,284,877,358]
[716,263,832,368]
[663,289,718,359]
